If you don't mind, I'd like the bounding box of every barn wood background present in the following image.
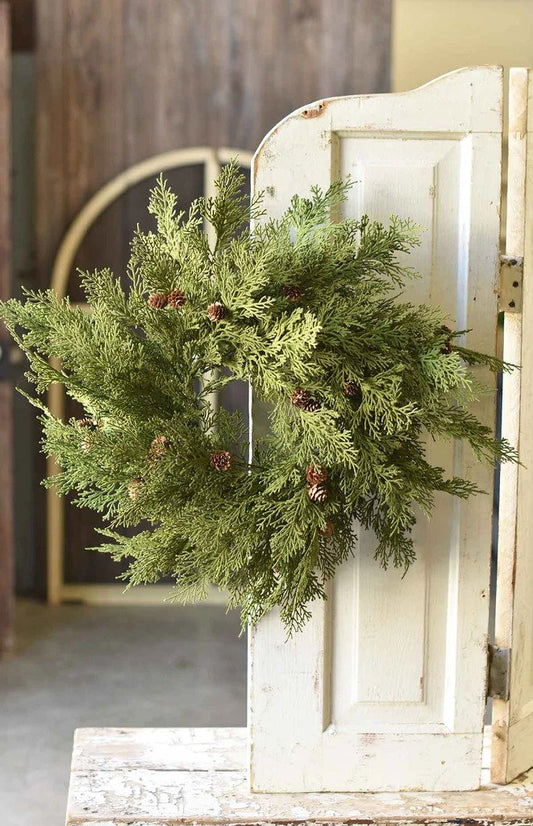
[0,2,14,652]
[35,0,392,586]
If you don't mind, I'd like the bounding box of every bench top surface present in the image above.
[66,727,533,825]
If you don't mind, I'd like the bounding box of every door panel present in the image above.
[250,67,503,792]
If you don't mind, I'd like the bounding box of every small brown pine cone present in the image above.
[307,483,327,504]
[343,380,360,398]
[283,284,303,302]
[78,417,97,428]
[150,435,171,459]
[78,418,97,452]
[291,388,310,409]
[167,289,187,309]
[303,397,321,413]
[291,389,321,412]
[207,301,227,322]
[306,464,328,485]
[81,436,92,453]
[210,450,231,472]
[148,292,168,309]
[319,520,334,538]
[128,478,143,500]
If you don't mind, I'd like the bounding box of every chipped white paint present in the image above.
[492,67,533,784]
[70,727,247,772]
[65,727,533,825]
[249,67,504,792]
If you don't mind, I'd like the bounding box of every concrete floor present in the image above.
[0,599,247,826]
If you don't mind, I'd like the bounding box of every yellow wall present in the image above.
[392,0,533,93]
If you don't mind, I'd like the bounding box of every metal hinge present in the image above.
[487,644,511,700]
[498,255,523,313]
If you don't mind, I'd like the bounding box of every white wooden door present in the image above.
[249,67,504,793]
[492,67,533,785]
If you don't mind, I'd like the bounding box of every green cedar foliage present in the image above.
[1,161,517,633]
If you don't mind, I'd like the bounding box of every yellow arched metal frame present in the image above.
[47,147,253,604]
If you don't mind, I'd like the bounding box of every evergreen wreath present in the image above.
[1,161,516,632]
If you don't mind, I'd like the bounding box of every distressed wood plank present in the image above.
[62,0,127,584]
[493,67,533,784]
[63,820,533,826]
[319,0,391,99]
[64,0,125,295]
[35,0,67,288]
[35,0,68,600]
[66,822,533,826]
[65,727,533,825]
[10,0,35,51]
[71,727,246,772]
[0,0,14,657]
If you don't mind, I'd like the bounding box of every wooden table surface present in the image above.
[65,727,533,825]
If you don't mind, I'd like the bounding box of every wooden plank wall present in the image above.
[37,0,392,281]
[35,0,392,585]
[0,1,14,653]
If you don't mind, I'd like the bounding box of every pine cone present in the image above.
[81,436,92,453]
[291,389,321,412]
[343,380,361,398]
[307,483,327,504]
[283,284,303,302]
[440,325,453,355]
[304,397,321,413]
[291,388,309,408]
[150,435,171,459]
[78,418,98,452]
[148,292,168,309]
[128,478,143,500]
[210,450,231,472]
[78,417,97,428]
[306,464,328,485]
[207,301,227,322]
[167,289,187,309]
[319,520,334,538]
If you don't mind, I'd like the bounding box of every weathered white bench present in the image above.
[65,727,533,825]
